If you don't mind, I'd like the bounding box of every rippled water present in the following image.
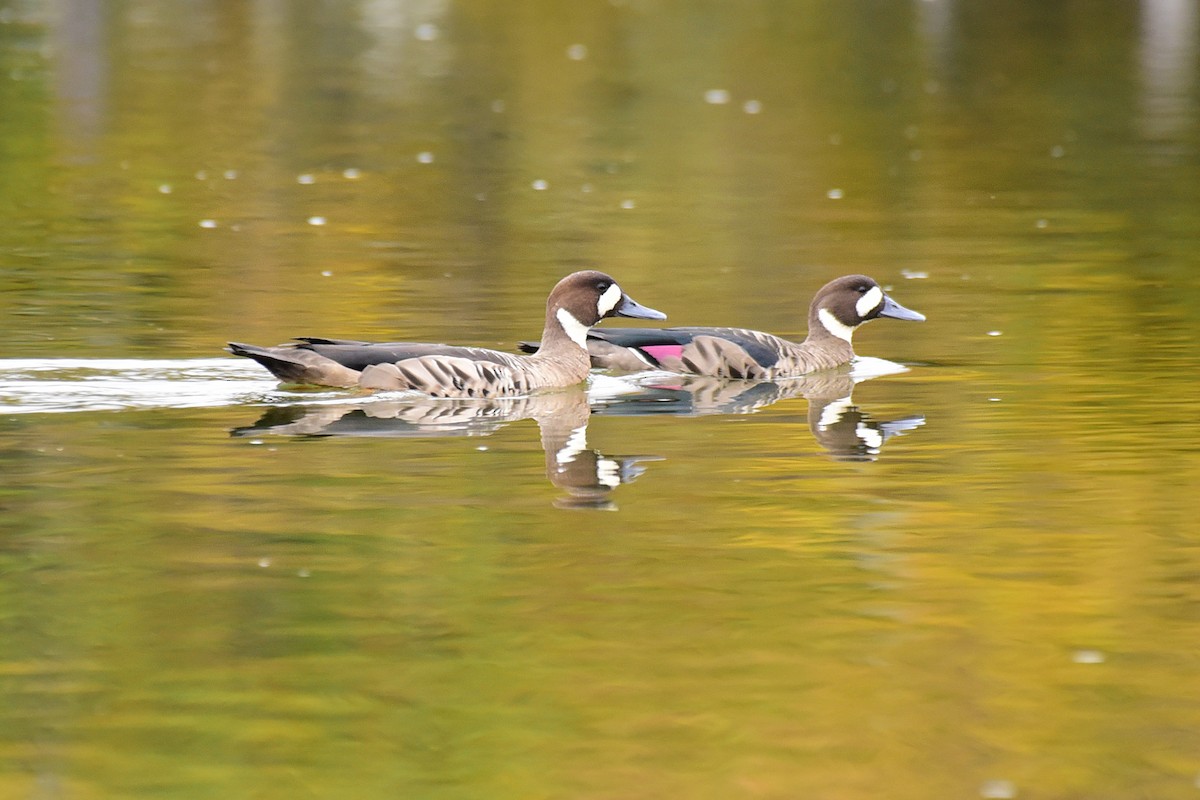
[4,2,1200,799]
[0,359,272,413]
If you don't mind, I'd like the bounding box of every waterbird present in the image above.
[520,274,923,379]
[228,270,666,396]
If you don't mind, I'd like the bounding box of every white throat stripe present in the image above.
[555,423,589,465]
[818,308,855,343]
[817,395,854,430]
[597,282,623,317]
[556,307,591,347]
[856,286,883,318]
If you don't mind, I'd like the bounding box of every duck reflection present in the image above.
[231,389,658,510]
[591,368,923,462]
[232,367,921,508]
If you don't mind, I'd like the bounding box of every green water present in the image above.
[4,1,1200,798]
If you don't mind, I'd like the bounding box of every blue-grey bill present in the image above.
[879,295,925,322]
[617,295,668,320]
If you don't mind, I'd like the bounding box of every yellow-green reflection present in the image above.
[3,1,1200,799]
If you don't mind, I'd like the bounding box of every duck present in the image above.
[227,270,666,396]
[519,274,923,379]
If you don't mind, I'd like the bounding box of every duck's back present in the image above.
[292,338,523,372]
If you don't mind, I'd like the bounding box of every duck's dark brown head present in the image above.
[809,274,925,343]
[546,270,666,347]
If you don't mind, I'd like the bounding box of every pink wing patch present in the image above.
[640,344,685,363]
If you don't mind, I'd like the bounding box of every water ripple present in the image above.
[0,358,285,414]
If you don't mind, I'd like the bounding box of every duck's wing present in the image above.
[358,354,529,397]
[519,326,798,377]
[229,338,527,388]
[579,327,791,377]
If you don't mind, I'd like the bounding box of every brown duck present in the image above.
[228,270,665,396]
[521,274,923,379]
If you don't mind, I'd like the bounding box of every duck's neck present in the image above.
[530,308,593,384]
[801,308,856,361]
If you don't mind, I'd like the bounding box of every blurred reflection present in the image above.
[916,0,955,72]
[358,0,452,95]
[1139,0,1198,143]
[231,389,658,510]
[51,0,108,160]
[593,371,924,462]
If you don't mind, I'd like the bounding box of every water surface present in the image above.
[3,2,1200,798]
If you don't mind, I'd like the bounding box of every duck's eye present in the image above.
[597,281,611,292]
[856,285,870,294]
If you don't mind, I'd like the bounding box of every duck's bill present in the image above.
[616,294,667,320]
[879,295,925,322]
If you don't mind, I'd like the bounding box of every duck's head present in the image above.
[810,274,925,343]
[549,270,666,346]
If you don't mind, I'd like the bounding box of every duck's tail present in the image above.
[227,342,359,387]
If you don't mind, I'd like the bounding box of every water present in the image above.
[4,1,1200,798]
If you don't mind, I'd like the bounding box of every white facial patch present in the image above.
[595,457,622,488]
[556,307,591,347]
[856,423,883,452]
[818,308,856,343]
[597,282,623,317]
[855,285,883,319]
